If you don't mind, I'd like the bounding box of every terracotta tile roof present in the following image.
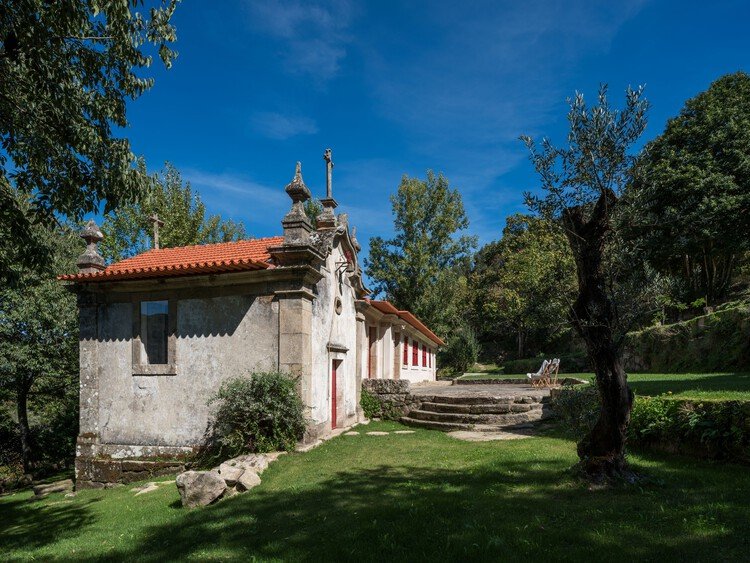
[59,237,284,283]
[366,299,445,346]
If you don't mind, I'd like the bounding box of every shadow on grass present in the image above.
[104,456,749,562]
[627,372,750,397]
[0,494,100,552]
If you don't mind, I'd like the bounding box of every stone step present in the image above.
[407,408,548,426]
[420,401,541,414]
[413,394,541,406]
[400,417,540,433]
[399,417,476,432]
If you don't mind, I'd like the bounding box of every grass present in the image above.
[2,421,750,561]
[458,368,750,401]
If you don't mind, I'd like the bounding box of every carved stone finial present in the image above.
[282,161,312,244]
[351,226,361,252]
[77,219,105,274]
[285,161,311,206]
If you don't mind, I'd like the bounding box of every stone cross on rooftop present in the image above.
[149,213,165,250]
[324,148,334,199]
[318,148,338,229]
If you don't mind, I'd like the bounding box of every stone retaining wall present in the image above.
[454,377,588,386]
[361,379,421,420]
[76,458,186,490]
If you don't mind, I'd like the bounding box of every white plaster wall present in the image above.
[310,241,359,429]
[399,335,437,384]
[97,294,278,447]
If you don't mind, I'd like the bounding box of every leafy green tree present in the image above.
[100,162,246,262]
[0,0,179,278]
[626,72,750,306]
[522,85,649,481]
[470,214,575,358]
[365,171,477,334]
[0,223,79,474]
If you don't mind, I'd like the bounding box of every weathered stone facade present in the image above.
[63,155,443,487]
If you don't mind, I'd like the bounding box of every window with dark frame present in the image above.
[422,343,427,367]
[141,300,169,365]
[403,336,409,365]
[412,339,418,365]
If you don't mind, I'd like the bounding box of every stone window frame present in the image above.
[131,299,177,376]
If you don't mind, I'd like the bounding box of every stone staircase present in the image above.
[400,393,553,432]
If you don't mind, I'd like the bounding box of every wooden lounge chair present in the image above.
[548,358,561,386]
[527,358,561,388]
[527,360,550,388]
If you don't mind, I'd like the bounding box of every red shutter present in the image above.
[422,343,427,366]
[368,327,377,378]
[403,336,409,365]
[412,339,418,365]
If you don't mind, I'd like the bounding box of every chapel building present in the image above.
[61,154,443,487]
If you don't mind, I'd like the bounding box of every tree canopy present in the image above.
[100,162,246,263]
[470,214,575,358]
[0,221,79,473]
[626,72,750,305]
[365,171,477,335]
[0,0,179,277]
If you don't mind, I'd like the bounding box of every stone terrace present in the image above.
[401,382,552,432]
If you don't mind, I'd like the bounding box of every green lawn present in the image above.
[2,421,750,561]
[459,370,750,400]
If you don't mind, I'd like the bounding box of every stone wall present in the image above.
[76,458,186,489]
[361,379,420,419]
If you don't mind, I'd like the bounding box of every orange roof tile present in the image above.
[366,299,445,346]
[59,237,284,283]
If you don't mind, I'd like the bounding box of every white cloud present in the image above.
[247,0,356,81]
[251,112,318,140]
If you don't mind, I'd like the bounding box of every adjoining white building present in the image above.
[359,299,442,384]
[61,154,442,488]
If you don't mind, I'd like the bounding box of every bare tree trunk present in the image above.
[16,384,34,475]
[564,191,635,482]
[517,329,526,359]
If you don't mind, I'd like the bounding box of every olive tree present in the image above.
[521,85,649,481]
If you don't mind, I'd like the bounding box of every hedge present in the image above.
[503,352,589,375]
[551,386,750,463]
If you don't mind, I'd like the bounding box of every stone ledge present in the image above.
[76,457,185,489]
[362,379,410,394]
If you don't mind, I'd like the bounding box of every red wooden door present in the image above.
[331,360,341,429]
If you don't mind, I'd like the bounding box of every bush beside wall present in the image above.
[551,386,750,463]
[202,372,306,464]
[625,303,750,372]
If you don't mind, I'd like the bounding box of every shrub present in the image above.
[439,325,481,374]
[204,372,306,461]
[551,386,750,462]
[549,386,600,436]
[360,389,380,419]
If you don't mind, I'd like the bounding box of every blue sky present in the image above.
[124,0,750,262]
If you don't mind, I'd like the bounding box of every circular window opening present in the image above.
[335,297,343,315]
